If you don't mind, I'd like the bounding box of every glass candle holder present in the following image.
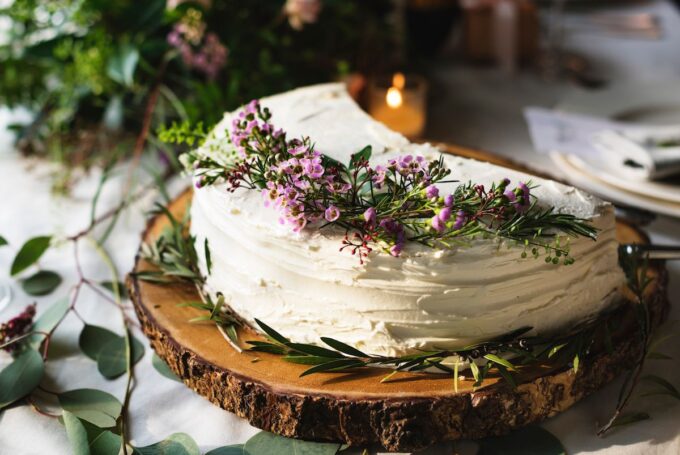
[368,73,428,139]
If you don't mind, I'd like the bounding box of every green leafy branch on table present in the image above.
[0,0,394,191]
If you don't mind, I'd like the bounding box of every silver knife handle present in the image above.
[620,244,680,260]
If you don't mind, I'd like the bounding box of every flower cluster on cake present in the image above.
[154,83,625,367]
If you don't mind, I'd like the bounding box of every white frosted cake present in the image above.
[188,83,624,357]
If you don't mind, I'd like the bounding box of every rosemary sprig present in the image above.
[136,203,240,340]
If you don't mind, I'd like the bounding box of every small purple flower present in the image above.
[290,216,307,232]
[325,205,340,222]
[425,185,439,199]
[452,210,466,231]
[389,243,403,257]
[439,207,452,222]
[301,157,324,179]
[364,207,376,225]
[431,214,445,232]
[504,189,516,203]
[518,182,531,212]
[444,194,454,207]
[288,144,309,156]
[372,165,387,188]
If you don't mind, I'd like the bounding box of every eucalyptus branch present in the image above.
[89,238,134,454]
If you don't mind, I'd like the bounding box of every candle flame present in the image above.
[386,87,402,109]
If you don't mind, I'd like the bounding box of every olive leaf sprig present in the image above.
[136,203,241,343]
[246,318,606,389]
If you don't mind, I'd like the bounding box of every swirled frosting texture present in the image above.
[190,84,624,356]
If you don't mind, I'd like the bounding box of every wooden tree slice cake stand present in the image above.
[128,145,669,452]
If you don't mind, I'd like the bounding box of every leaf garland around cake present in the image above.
[161,100,597,265]
[137,204,632,392]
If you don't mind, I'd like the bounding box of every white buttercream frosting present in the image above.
[189,83,625,357]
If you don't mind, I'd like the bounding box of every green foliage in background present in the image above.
[0,0,393,173]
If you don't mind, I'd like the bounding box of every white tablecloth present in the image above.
[1,1,680,453]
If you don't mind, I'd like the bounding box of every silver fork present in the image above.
[619,244,680,260]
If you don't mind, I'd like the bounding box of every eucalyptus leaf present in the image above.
[80,419,122,455]
[0,235,7,247]
[0,348,44,409]
[478,426,566,455]
[21,270,62,296]
[152,353,181,382]
[205,445,245,455]
[79,324,120,360]
[29,297,70,349]
[134,432,200,455]
[107,44,139,87]
[10,235,52,276]
[58,388,122,427]
[96,334,145,379]
[63,410,91,455]
[244,431,340,455]
[89,429,122,455]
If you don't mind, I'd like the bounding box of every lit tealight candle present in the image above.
[369,73,427,139]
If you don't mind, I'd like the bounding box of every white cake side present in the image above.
[189,83,625,357]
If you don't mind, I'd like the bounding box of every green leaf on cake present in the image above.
[152,353,181,382]
[29,297,70,349]
[254,318,290,345]
[349,145,372,169]
[243,431,340,455]
[0,349,44,410]
[10,235,52,276]
[0,235,7,247]
[134,432,200,455]
[21,270,62,296]
[58,388,123,427]
[320,337,367,358]
[204,238,212,275]
[477,426,566,455]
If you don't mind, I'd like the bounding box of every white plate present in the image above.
[552,153,680,218]
[551,80,680,215]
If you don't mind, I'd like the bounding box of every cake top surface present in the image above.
[191,83,608,249]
